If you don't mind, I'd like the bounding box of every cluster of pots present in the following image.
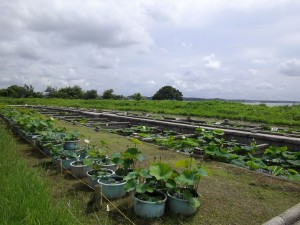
[69,158,199,218]
[0,108,201,219]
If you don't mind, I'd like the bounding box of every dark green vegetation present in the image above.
[0,84,100,99]
[152,85,183,100]
[112,126,300,181]
[1,105,300,224]
[1,97,300,127]
[0,84,43,98]
[0,125,81,225]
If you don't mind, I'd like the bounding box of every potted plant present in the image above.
[70,159,93,178]
[97,175,127,199]
[124,162,174,218]
[92,140,116,170]
[37,129,65,155]
[86,163,115,188]
[166,158,208,215]
[15,113,54,140]
[84,142,116,187]
[111,147,145,177]
[63,131,81,150]
[50,145,79,170]
[94,145,145,200]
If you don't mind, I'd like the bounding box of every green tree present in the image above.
[131,92,145,101]
[55,86,83,99]
[45,86,58,98]
[0,88,8,97]
[83,89,98,99]
[0,84,42,98]
[152,85,183,100]
[102,89,115,99]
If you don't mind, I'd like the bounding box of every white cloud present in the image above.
[256,82,274,89]
[202,54,221,70]
[279,58,300,76]
[0,0,300,100]
[146,80,156,85]
[252,59,267,65]
[143,1,179,23]
[248,69,258,76]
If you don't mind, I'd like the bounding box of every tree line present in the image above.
[0,84,183,101]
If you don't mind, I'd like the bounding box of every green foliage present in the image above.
[102,89,115,99]
[111,147,145,176]
[1,97,300,127]
[0,126,80,224]
[49,85,84,99]
[0,84,43,98]
[131,92,145,101]
[63,131,81,141]
[152,85,183,100]
[124,162,175,195]
[45,85,98,99]
[102,89,125,100]
[38,129,65,144]
[174,137,200,152]
[83,89,98,99]
[149,163,173,181]
[171,158,208,208]
[2,107,54,135]
[129,137,142,148]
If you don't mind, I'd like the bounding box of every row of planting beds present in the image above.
[14,105,300,181]
[109,125,300,181]
[20,104,300,138]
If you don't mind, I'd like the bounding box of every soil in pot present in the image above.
[86,168,114,188]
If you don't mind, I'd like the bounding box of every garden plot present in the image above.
[1,105,300,225]
[108,125,300,181]
[37,108,132,130]
[32,104,300,138]
[10,105,300,181]
[161,116,300,138]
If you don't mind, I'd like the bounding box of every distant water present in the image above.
[243,102,300,106]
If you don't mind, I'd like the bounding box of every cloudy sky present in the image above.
[0,0,300,100]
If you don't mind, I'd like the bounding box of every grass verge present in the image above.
[0,123,81,225]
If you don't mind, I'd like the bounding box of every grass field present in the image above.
[1,116,299,225]
[1,97,300,127]
[0,123,82,225]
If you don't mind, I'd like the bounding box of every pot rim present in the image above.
[134,190,167,204]
[64,139,80,143]
[86,168,115,176]
[97,176,126,186]
[70,160,87,167]
[167,188,199,202]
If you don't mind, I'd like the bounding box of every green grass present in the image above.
[1,97,300,127]
[0,124,81,225]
